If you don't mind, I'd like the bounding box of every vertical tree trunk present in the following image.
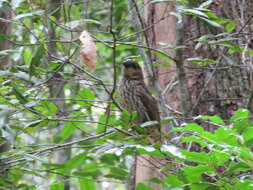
[129,1,178,190]
[0,3,12,68]
[139,0,252,189]
[144,0,253,127]
[180,0,252,118]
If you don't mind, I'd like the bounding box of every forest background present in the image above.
[1,0,253,190]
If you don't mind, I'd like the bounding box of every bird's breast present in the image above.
[119,79,147,121]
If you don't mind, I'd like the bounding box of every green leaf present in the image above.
[73,164,101,178]
[60,122,77,141]
[106,167,128,180]
[182,136,207,148]
[209,151,230,166]
[189,183,211,190]
[100,153,119,165]
[50,181,64,190]
[59,153,86,174]
[228,162,251,174]
[239,147,252,160]
[230,109,250,121]
[179,8,208,18]
[40,101,58,114]
[23,48,32,65]
[79,179,96,190]
[0,71,39,84]
[0,49,19,56]
[199,0,213,8]
[226,22,236,32]
[12,83,28,104]
[29,45,45,76]
[66,19,101,29]
[96,115,117,134]
[197,115,225,125]
[181,151,210,164]
[76,88,95,106]
[183,165,214,183]
[214,127,238,146]
[208,37,237,46]
[187,57,219,66]
[136,183,155,190]
[164,174,183,188]
[120,109,131,125]
[140,121,159,128]
[201,17,221,27]
[248,49,253,56]
[14,10,45,20]
[160,144,183,158]
[25,119,45,128]
[235,179,253,190]
[173,123,204,134]
[136,145,165,158]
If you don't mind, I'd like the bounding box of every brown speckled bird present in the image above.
[118,60,160,142]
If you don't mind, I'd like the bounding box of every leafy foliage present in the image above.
[161,109,253,189]
[0,0,253,189]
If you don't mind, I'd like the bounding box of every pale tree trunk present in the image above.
[134,0,253,189]
[128,1,178,190]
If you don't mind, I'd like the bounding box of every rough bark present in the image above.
[135,155,163,189]
[144,0,253,121]
[183,0,252,119]
[0,4,12,68]
[140,0,253,188]
[128,1,178,190]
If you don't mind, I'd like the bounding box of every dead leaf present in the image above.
[79,30,97,71]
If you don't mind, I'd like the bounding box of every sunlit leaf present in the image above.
[196,115,225,125]
[183,165,214,183]
[60,122,77,141]
[14,10,45,20]
[0,49,19,56]
[29,45,45,76]
[226,22,236,32]
[230,109,250,122]
[136,183,155,190]
[164,174,183,188]
[59,153,86,174]
[79,178,96,190]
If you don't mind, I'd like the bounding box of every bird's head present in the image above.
[122,60,143,80]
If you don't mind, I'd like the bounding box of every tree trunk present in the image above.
[0,3,12,181]
[138,0,253,189]
[180,0,252,118]
[129,1,178,190]
[0,3,12,68]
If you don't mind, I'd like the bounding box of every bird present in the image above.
[118,60,160,142]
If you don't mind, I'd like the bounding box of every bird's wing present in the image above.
[136,81,161,143]
[136,81,160,122]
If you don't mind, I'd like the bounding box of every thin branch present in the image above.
[175,21,191,118]
[0,130,115,166]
